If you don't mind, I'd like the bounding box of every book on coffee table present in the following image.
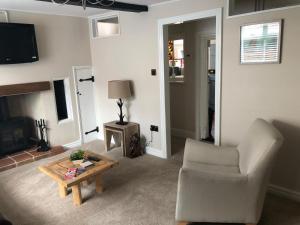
[80,161,94,168]
[64,168,77,180]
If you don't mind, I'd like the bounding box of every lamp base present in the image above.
[116,121,128,125]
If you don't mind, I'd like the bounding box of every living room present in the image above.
[0,0,300,225]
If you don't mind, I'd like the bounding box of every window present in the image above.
[91,14,120,38]
[168,39,184,82]
[228,0,300,17]
[208,39,216,72]
[240,21,282,64]
[53,78,73,123]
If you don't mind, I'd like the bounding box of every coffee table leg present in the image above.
[72,184,82,206]
[58,183,67,198]
[95,175,104,193]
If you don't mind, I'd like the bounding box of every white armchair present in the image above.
[176,119,284,225]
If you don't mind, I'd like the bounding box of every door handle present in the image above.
[79,76,94,83]
[85,126,99,135]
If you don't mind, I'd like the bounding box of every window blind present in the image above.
[240,21,281,64]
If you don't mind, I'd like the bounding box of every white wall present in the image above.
[0,11,92,146]
[222,5,300,194]
[89,0,300,195]
[90,0,224,150]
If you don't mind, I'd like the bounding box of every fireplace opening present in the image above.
[0,96,36,157]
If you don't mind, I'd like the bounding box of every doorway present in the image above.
[158,9,222,159]
[73,66,99,144]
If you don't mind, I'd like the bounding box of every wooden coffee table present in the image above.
[38,151,118,206]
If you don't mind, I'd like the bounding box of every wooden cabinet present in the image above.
[103,121,140,157]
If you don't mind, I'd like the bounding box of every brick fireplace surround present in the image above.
[0,146,65,172]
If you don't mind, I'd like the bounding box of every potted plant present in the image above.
[70,149,85,164]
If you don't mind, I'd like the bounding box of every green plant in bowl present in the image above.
[70,149,85,161]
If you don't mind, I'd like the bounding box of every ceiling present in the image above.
[0,0,172,17]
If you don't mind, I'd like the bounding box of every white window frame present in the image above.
[0,10,8,22]
[89,12,120,39]
[53,77,74,125]
[240,20,283,64]
[168,35,185,83]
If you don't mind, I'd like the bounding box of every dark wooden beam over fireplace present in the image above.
[0,81,51,97]
[36,0,148,13]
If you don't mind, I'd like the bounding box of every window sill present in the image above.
[169,76,184,84]
[92,33,120,39]
[58,118,73,125]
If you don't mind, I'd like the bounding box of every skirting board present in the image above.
[171,128,195,139]
[63,139,81,149]
[146,146,166,159]
[101,132,162,158]
[269,184,300,202]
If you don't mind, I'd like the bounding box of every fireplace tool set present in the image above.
[35,119,50,152]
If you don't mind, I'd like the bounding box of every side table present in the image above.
[103,121,140,157]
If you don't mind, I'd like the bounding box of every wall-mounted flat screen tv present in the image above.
[0,23,39,64]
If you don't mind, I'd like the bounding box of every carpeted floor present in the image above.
[0,140,300,225]
[0,141,180,225]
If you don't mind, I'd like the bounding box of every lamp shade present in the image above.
[108,80,131,99]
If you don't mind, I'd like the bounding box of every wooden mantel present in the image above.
[0,81,51,97]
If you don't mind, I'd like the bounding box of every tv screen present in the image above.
[0,23,39,64]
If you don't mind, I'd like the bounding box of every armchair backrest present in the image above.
[237,119,283,175]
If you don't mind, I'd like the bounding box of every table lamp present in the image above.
[108,80,132,125]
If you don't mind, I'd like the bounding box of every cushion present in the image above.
[183,138,240,168]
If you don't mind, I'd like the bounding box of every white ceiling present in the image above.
[0,0,172,17]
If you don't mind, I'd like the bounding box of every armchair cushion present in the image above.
[183,138,240,173]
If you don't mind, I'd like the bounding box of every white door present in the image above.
[74,66,98,143]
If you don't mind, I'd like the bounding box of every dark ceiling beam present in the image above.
[36,0,148,13]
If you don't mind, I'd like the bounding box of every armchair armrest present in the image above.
[183,138,239,167]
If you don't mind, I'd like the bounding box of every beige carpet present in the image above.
[0,141,180,225]
[0,140,300,225]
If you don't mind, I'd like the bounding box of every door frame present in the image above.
[195,34,216,140]
[158,8,223,159]
[72,65,94,145]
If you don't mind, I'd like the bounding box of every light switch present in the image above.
[151,69,156,76]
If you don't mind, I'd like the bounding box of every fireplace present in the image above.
[0,97,36,157]
[0,81,66,172]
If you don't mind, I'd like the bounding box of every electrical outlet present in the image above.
[150,125,159,132]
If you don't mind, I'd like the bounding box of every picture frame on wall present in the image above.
[240,20,283,64]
